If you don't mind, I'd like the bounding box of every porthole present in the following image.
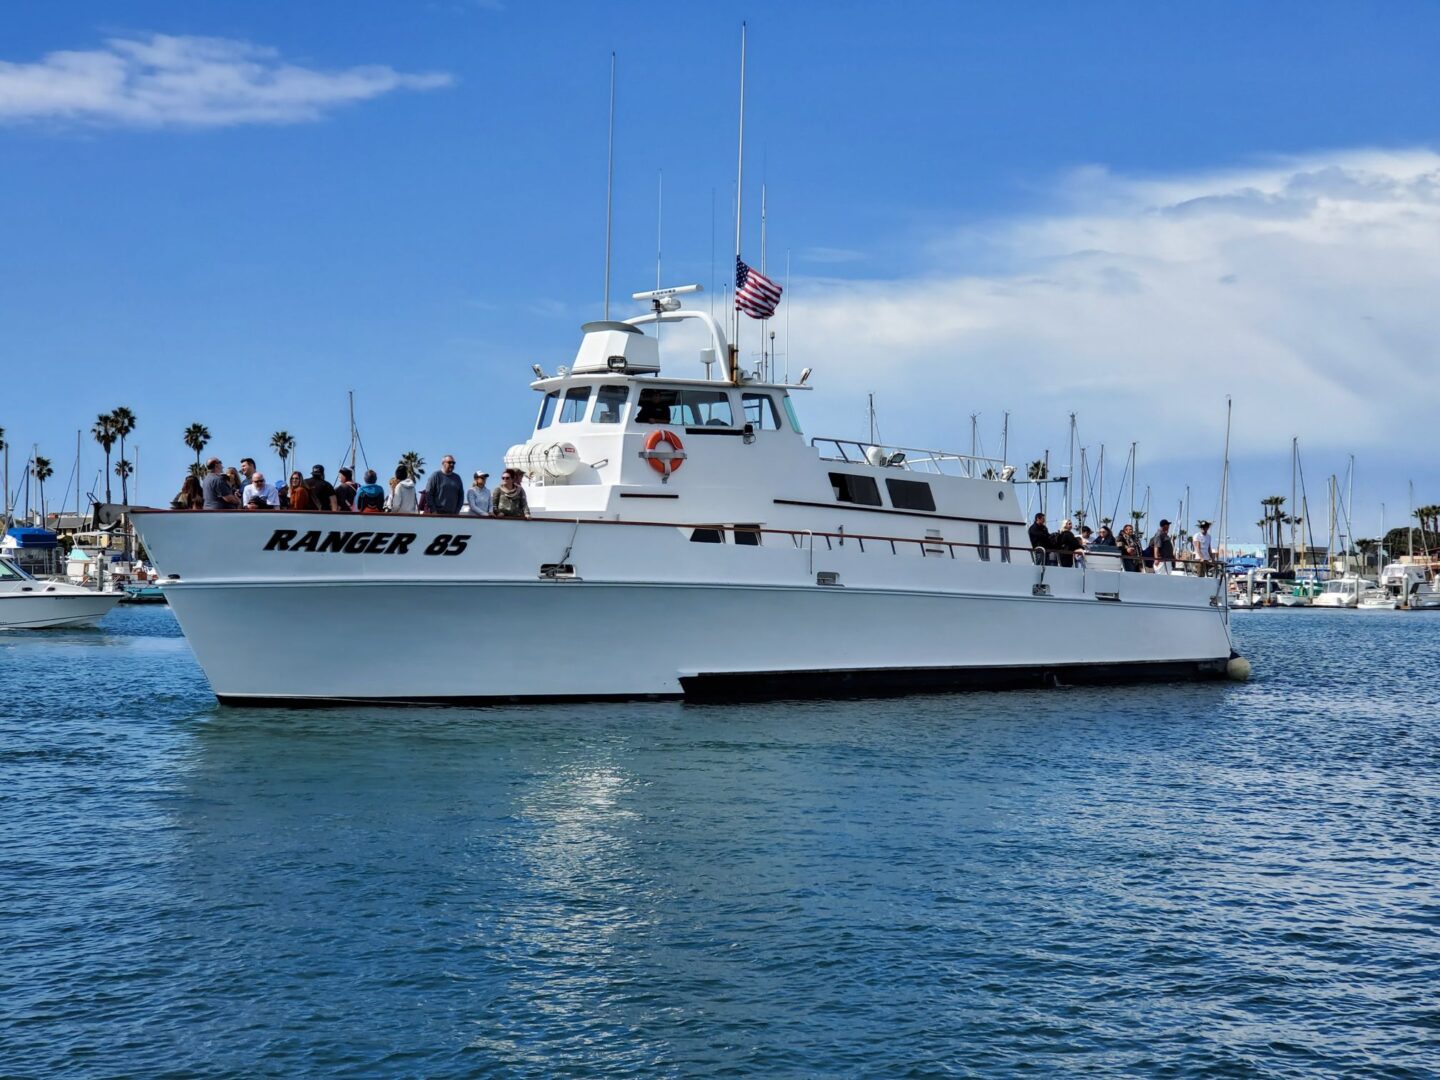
[997,490,1005,500]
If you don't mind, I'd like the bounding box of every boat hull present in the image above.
[0,591,123,629]
[135,510,1236,704]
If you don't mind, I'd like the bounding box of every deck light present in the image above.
[532,364,546,378]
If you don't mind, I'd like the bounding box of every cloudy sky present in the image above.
[2,1,1436,541]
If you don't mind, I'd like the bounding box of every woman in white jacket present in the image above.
[386,463,418,513]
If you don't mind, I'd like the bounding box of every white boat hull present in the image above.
[0,590,122,629]
[136,510,1235,704]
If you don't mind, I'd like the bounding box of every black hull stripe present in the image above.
[215,658,1230,709]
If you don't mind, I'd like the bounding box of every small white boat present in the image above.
[1357,587,1399,611]
[1312,575,1369,609]
[0,556,123,629]
[1379,562,1440,609]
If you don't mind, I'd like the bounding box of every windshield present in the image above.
[0,558,32,582]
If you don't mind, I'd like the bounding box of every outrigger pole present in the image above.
[730,22,746,385]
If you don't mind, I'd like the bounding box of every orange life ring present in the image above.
[642,428,686,476]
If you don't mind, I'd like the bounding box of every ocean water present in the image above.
[2,608,1437,1078]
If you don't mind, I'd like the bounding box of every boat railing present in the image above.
[811,437,1006,479]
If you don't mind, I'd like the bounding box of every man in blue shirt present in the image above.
[424,454,464,515]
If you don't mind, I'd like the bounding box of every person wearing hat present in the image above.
[465,470,492,516]
[306,464,337,512]
[1146,518,1176,574]
[1193,519,1216,575]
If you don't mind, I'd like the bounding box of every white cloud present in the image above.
[0,34,453,127]
[783,149,1440,471]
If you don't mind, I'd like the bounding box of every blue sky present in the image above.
[3,1,1438,542]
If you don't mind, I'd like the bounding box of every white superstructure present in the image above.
[132,292,1236,705]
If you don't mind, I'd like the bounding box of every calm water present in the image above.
[2,608,1437,1078]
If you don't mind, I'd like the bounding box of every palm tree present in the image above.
[92,413,118,503]
[33,455,53,522]
[269,431,296,482]
[111,406,137,502]
[188,462,207,480]
[1260,495,1286,553]
[399,451,426,483]
[114,459,133,494]
[1026,459,1048,481]
[183,423,211,471]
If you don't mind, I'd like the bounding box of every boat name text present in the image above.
[263,529,470,556]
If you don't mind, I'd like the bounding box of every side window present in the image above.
[782,396,803,435]
[559,386,592,423]
[742,393,783,430]
[733,526,762,546]
[679,390,734,427]
[690,528,723,544]
[978,523,991,562]
[536,391,559,430]
[999,526,1011,563]
[592,384,628,424]
[636,387,678,424]
[886,478,935,512]
[829,473,882,506]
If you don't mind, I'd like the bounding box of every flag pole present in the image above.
[731,22,746,385]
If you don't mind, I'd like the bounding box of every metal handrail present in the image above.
[810,437,1006,479]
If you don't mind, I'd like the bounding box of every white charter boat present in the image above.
[0,556,122,629]
[131,291,1237,706]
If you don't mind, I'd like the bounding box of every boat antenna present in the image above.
[760,181,768,379]
[730,21,746,386]
[1219,396,1232,564]
[784,248,791,383]
[1067,413,1076,520]
[603,51,616,320]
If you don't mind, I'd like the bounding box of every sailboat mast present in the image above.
[730,22,746,385]
[1290,437,1297,568]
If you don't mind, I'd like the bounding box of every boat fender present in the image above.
[641,429,686,477]
[1226,656,1251,682]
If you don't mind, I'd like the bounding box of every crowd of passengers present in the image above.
[1026,513,1218,575]
[173,456,531,518]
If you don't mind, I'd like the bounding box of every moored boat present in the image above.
[0,556,122,629]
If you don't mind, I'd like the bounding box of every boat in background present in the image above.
[1358,587,1399,611]
[1313,575,1369,609]
[0,556,122,629]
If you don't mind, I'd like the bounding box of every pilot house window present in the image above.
[592,384,628,423]
[829,473,882,506]
[637,388,734,427]
[885,478,936,512]
[559,386,591,423]
[742,393,783,430]
[536,391,559,429]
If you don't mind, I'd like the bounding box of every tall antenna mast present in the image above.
[1219,397,1232,562]
[730,22,746,385]
[603,51,616,320]
[656,170,663,290]
[784,248,791,383]
[348,391,358,473]
[760,182,768,378]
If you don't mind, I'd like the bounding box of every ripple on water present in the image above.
[0,607,1438,1076]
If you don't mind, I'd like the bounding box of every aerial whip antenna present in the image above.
[603,52,616,319]
[731,22,746,385]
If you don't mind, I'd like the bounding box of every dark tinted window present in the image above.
[690,528,723,544]
[886,478,936,511]
[536,391,559,429]
[830,473,882,506]
[733,526,762,546]
[999,526,1012,563]
[978,523,991,562]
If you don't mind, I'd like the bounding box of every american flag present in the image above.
[735,256,783,320]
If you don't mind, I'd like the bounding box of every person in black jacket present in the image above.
[1028,513,1052,564]
[1053,518,1081,568]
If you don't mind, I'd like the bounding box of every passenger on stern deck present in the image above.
[425,455,464,515]
[1028,512,1052,565]
[465,472,492,516]
[491,469,530,519]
